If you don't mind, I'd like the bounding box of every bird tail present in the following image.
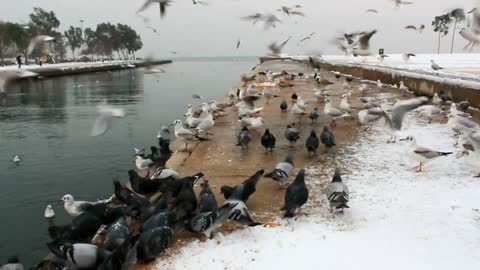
[249,222,262,227]
[440,152,453,156]
[336,203,350,209]
[283,210,295,218]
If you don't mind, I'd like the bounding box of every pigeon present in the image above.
[27,35,56,54]
[458,100,470,112]
[141,211,176,233]
[305,130,320,156]
[137,0,172,19]
[320,126,336,149]
[284,124,301,145]
[265,154,294,186]
[47,243,100,269]
[291,92,298,102]
[308,108,320,123]
[283,169,309,218]
[128,170,163,195]
[280,100,288,112]
[199,180,218,213]
[368,96,428,143]
[103,216,130,252]
[324,98,349,128]
[261,128,276,152]
[136,227,174,262]
[220,169,264,202]
[44,205,55,219]
[90,102,125,136]
[60,194,96,217]
[431,60,443,71]
[224,183,261,226]
[237,126,252,150]
[174,180,198,221]
[189,203,237,239]
[172,119,207,151]
[157,125,171,148]
[325,168,349,213]
[400,136,453,172]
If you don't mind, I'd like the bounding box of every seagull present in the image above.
[325,168,349,213]
[291,103,307,120]
[268,36,291,56]
[392,0,414,8]
[192,0,209,5]
[365,9,378,13]
[172,119,207,151]
[60,194,95,217]
[357,108,382,131]
[299,32,315,43]
[352,30,377,56]
[376,80,385,88]
[417,105,442,123]
[368,96,428,143]
[405,25,424,33]
[237,126,251,150]
[430,60,443,72]
[195,109,215,137]
[400,136,452,172]
[398,81,413,94]
[240,117,264,131]
[262,88,278,104]
[192,94,203,100]
[186,112,202,128]
[313,88,329,101]
[11,155,21,166]
[265,154,295,187]
[241,13,264,25]
[339,94,353,113]
[459,9,480,51]
[324,98,349,128]
[282,169,309,218]
[44,205,55,219]
[432,93,442,105]
[236,39,241,49]
[27,35,56,54]
[402,53,416,62]
[447,113,479,134]
[90,102,125,136]
[0,70,38,94]
[278,5,304,16]
[137,0,172,19]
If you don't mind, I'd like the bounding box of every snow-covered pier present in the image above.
[313,54,480,108]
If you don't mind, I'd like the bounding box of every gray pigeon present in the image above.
[237,126,252,150]
[224,184,262,226]
[265,154,294,186]
[47,242,99,269]
[280,100,288,112]
[189,202,237,238]
[325,168,349,213]
[305,130,320,156]
[283,169,309,218]
[284,124,300,145]
[308,107,320,123]
[103,216,129,252]
[199,180,218,213]
[320,126,336,149]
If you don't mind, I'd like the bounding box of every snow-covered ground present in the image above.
[155,114,480,270]
[0,60,138,72]
[320,54,480,90]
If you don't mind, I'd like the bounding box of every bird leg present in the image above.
[184,143,189,152]
[330,119,336,128]
[415,163,423,173]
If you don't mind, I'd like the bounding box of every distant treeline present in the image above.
[0,7,143,65]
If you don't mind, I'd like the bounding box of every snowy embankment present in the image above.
[321,54,480,90]
[156,114,480,270]
[0,60,139,72]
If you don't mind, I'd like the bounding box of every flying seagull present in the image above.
[366,9,378,13]
[459,8,480,51]
[137,0,172,19]
[392,0,414,8]
[299,32,316,43]
[268,36,291,56]
[352,30,377,56]
[236,39,241,49]
[27,35,56,54]
[90,101,125,136]
[278,5,304,16]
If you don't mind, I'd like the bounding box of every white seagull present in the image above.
[60,194,95,217]
[90,102,125,136]
[400,136,452,172]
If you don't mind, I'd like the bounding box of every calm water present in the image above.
[0,58,256,266]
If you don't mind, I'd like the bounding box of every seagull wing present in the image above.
[159,1,170,18]
[413,146,446,159]
[391,97,428,130]
[471,9,480,34]
[358,30,377,50]
[91,113,113,136]
[137,0,154,13]
[242,96,260,109]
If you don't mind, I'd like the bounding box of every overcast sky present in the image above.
[0,0,476,57]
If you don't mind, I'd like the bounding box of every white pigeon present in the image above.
[401,136,452,172]
[44,205,55,219]
[324,98,349,127]
[60,194,95,217]
[27,35,56,54]
[339,94,353,113]
[90,102,125,136]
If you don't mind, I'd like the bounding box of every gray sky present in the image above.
[0,0,476,57]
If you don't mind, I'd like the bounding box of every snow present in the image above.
[320,54,480,90]
[0,60,139,72]
[155,114,480,270]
